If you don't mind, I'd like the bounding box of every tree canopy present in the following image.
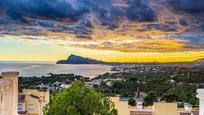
[144,91,157,106]
[44,80,117,115]
[128,98,136,106]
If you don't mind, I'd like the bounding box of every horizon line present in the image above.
[0,60,197,63]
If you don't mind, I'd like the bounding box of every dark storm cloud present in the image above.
[0,0,157,24]
[1,0,90,21]
[0,0,115,36]
[169,0,204,13]
[126,0,157,22]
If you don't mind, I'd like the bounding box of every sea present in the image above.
[0,61,113,79]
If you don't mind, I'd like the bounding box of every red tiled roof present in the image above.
[130,111,153,115]
[179,111,199,115]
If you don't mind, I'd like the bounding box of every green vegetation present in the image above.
[143,91,157,106]
[19,73,82,91]
[128,98,136,106]
[44,80,117,115]
[94,66,204,107]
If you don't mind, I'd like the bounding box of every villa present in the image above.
[18,89,50,115]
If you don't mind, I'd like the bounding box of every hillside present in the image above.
[57,54,108,64]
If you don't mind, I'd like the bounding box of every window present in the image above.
[18,103,24,111]
[28,104,35,111]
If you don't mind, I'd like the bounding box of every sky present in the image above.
[0,0,204,62]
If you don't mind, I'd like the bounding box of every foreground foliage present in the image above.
[44,80,117,115]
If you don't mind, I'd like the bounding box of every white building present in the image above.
[197,89,204,115]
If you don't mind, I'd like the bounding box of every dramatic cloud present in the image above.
[0,0,157,25]
[2,0,88,21]
[126,0,156,22]
[168,0,204,13]
[0,0,204,53]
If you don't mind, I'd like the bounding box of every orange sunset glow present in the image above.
[0,0,204,62]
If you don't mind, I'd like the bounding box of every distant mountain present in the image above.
[194,58,204,64]
[57,54,108,64]
[57,55,204,66]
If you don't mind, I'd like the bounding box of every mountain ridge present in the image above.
[57,54,204,65]
[57,54,109,64]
